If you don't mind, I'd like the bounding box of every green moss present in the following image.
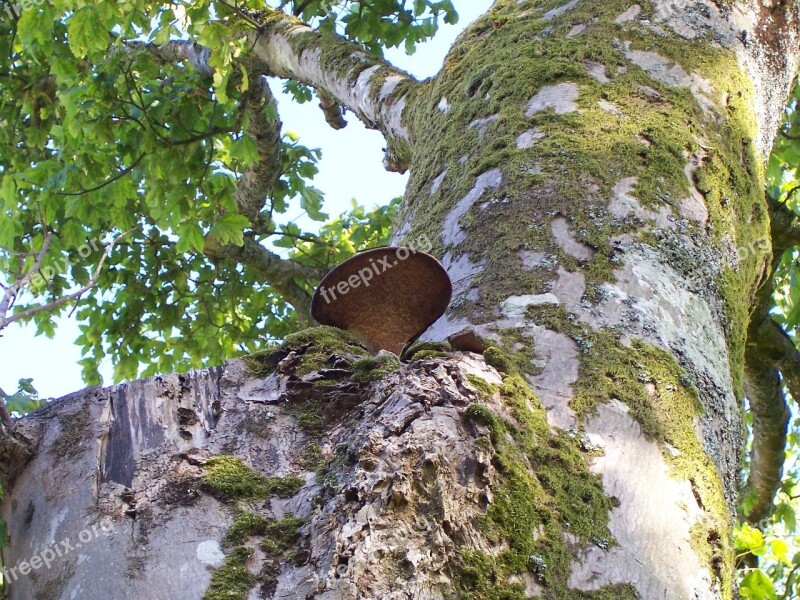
[402,340,452,361]
[242,344,281,378]
[224,511,268,547]
[203,547,256,600]
[243,326,369,378]
[51,409,92,458]
[296,401,325,436]
[466,374,499,398]
[352,353,401,382]
[483,346,515,374]
[300,442,325,471]
[460,371,617,597]
[202,456,304,501]
[260,516,307,555]
[407,349,450,361]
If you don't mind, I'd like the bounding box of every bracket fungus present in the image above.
[311,247,452,355]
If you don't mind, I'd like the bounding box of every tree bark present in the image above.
[3,1,800,599]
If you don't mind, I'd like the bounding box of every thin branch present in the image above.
[0,230,52,321]
[0,229,135,331]
[57,153,145,196]
[316,90,347,130]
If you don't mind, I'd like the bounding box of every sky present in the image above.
[0,1,494,400]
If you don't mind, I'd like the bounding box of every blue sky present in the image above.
[0,1,493,399]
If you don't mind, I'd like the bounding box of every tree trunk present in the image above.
[3,1,800,599]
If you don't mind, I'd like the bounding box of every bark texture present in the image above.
[3,1,800,599]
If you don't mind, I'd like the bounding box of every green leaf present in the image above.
[740,570,776,600]
[67,7,108,57]
[176,223,206,254]
[208,214,250,247]
[230,135,259,166]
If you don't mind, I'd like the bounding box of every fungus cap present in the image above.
[311,247,452,355]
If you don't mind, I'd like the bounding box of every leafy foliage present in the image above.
[0,1,436,384]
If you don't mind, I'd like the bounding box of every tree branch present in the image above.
[203,235,320,326]
[743,316,791,525]
[242,11,416,170]
[0,230,52,324]
[127,8,418,171]
[0,229,134,331]
[316,90,347,130]
[234,75,283,226]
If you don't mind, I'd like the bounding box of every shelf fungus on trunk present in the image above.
[311,247,452,355]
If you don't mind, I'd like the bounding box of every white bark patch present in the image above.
[680,152,709,226]
[566,23,586,37]
[469,114,500,137]
[609,177,674,230]
[516,128,546,149]
[441,251,484,301]
[595,250,734,398]
[501,294,560,319]
[430,170,447,195]
[378,74,405,101]
[437,97,450,112]
[196,541,225,567]
[614,4,641,23]
[597,100,622,116]
[528,328,579,429]
[441,169,503,246]
[550,217,595,261]
[542,0,580,21]
[517,249,551,269]
[569,402,715,600]
[620,41,715,113]
[584,61,610,84]
[525,83,579,116]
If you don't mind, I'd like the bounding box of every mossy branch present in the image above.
[242,9,416,168]
[234,76,283,227]
[741,199,800,524]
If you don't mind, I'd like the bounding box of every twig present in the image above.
[0,228,136,330]
[57,153,145,196]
